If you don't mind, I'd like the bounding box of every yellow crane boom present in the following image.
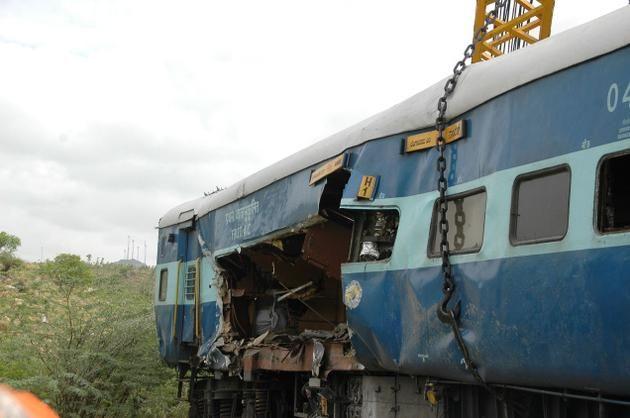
[473,0,555,62]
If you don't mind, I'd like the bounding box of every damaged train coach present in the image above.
[155,7,630,418]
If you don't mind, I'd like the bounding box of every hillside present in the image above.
[0,259,187,417]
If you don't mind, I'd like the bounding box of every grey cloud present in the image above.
[0,0,621,266]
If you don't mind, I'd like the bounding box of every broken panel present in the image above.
[205,216,357,383]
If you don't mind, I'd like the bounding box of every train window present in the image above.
[158,269,168,302]
[429,189,486,257]
[510,166,570,245]
[349,210,399,262]
[184,265,196,301]
[597,152,630,233]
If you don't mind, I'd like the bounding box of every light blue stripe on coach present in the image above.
[341,137,630,275]
[154,261,179,305]
[199,256,218,304]
[154,257,218,306]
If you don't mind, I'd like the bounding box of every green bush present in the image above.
[0,231,22,272]
[0,258,186,417]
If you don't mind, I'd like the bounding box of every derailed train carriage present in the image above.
[155,7,630,418]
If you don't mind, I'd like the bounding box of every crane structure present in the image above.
[473,0,555,62]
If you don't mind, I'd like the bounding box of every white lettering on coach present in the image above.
[225,199,260,240]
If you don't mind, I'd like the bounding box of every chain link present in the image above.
[454,199,466,250]
[434,0,506,391]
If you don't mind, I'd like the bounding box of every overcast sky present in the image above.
[0,0,625,265]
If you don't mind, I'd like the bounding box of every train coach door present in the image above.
[177,223,199,344]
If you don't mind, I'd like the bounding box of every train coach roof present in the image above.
[159,6,630,228]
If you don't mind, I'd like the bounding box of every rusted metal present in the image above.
[302,221,351,280]
[242,341,362,381]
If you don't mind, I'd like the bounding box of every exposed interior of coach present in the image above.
[206,171,400,378]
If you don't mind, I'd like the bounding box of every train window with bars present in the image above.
[158,269,168,302]
[597,152,630,233]
[510,166,570,245]
[184,265,197,301]
[429,189,487,257]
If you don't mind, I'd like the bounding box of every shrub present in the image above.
[0,231,21,272]
[1,258,185,417]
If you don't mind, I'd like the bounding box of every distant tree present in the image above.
[42,254,92,299]
[40,254,93,354]
[85,254,92,264]
[0,231,20,252]
[0,231,22,272]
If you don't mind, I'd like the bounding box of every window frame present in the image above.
[184,264,197,301]
[158,269,168,302]
[509,164,571,246]
[595,149,630,235]
[427,187,487,258]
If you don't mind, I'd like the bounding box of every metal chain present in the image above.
[453,199,466,251]
[435,1,506,391]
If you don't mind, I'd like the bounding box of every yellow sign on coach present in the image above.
[404,120,466,153]
[357,175,378,200]
[309,154,346,185]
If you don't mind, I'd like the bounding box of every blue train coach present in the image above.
[155,6,630,418]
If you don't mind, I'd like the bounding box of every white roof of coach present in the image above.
[159,6,630,228]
